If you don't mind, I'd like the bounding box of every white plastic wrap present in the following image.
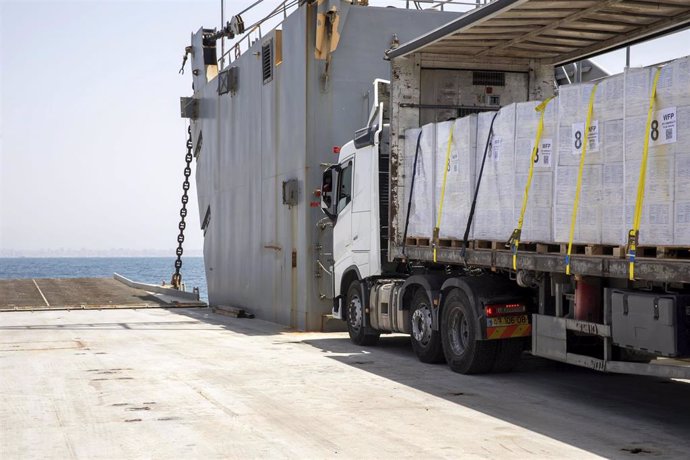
[553,75,626,245]
[473,105,516,241]
[434,116,477,240]
[514,100,558,243]
[623,63,685,246]
[405,123,435,238]
[398,55,690,250]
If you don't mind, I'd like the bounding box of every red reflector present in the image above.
[314,189,321,197]
[485,303,526,317]
[333,146,341,154]
[310,201,320,208]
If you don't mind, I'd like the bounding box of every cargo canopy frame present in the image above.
[386,0,690,66]
[385,0,690,284]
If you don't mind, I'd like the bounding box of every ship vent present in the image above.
[218,67,239,95]
[262,40,273,84]
[218,70,230,95]
[472,71,505,87]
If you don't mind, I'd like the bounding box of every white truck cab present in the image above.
[321,80,391,324]
[322,135,384,303]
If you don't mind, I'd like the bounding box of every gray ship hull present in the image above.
[187,3,460,330]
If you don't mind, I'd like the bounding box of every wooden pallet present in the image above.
[405,237,431,247]
[472,240,562,254]
[403,238,690,260]
[558,244,622,257]
[630,246,690,260]
[473,240,505,250]
[437,238,465,248]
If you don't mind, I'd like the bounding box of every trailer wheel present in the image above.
[409,289,445,363]
[441,289,497,374]
[345,280,379,346]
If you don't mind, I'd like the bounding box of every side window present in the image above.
[337,160,353,214]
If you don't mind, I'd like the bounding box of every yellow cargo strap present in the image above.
[509,97,555,270]
[627,67,662,281]
[433,121,455,263]
[565,84,599,276]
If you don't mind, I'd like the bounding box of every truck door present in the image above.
[332,159,354,277]
[351,146,374,274]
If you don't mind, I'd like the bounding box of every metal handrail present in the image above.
[217,0,495,68]
[218,0,299,69]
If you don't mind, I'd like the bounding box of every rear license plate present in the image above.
[487,315,529,327]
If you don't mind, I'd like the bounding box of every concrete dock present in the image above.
[2,307,690,459]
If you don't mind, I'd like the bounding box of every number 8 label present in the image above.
[650,120,659,141]
[574,130,583,150]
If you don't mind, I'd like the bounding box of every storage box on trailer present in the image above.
[474,105,516,241]
[514,100,558,243]
[405,123,435,239]
[434,115,477,240]
[554,75,625,245]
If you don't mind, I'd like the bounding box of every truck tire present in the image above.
[409,289,445,363]
[345,280,379,346]
[491,339,524,373]
[441,288,497,374]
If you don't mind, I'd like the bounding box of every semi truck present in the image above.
[319,0,690,377]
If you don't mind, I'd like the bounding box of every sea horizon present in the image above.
[0,256,208,300]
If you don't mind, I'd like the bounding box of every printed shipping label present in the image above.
[572,121,599,155]
[490,136,502,161]
[531,138,553,168]
[650,107,677,146]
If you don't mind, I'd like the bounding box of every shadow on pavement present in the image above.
[169,307,293,337]
[302,334,690,459]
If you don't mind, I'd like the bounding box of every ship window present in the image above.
[473,71,505,87]
[337,161,353,214]
[262,40,273,84]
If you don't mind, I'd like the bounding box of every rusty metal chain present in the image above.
[171,125,194,289]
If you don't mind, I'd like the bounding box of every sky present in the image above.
[1,0,689,256]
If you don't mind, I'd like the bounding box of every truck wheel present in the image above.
[491,339,524,373]
[441,288,497,374]
[409,289,445,363]
[345,280,379,346]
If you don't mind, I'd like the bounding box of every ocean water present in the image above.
[0,257,208,301]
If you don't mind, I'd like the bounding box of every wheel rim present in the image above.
[411,304,433,346]
[448,308,470,356]
[348,293,362,332]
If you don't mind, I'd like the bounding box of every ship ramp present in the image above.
[0,274,205,312]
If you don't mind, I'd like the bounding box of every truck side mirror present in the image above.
[321,165,339,221]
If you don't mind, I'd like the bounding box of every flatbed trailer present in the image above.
[320,0,690,378]
[403,245,690,286]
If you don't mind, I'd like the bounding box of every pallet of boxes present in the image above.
[404,55,690,262]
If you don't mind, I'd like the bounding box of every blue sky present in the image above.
[1,1,689,255]
[1,0,219,255]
